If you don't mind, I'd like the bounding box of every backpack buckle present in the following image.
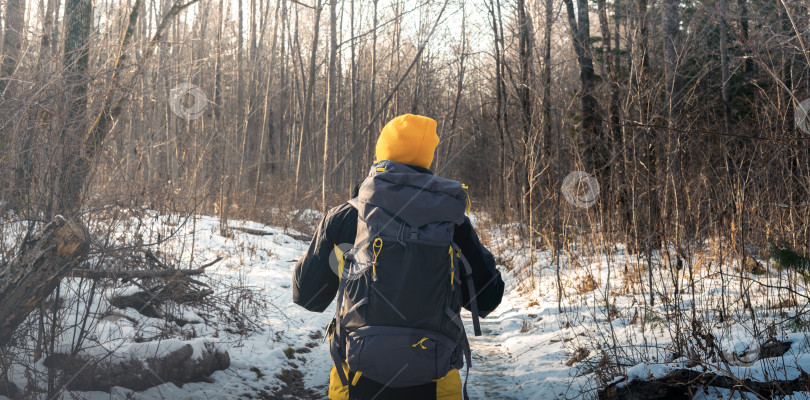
[324,318,336,342]
[409,227,419,240]
[371,262,379,282]
[372,238,383,281]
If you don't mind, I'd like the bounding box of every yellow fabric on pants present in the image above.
[328,362,351,400]
[328,363,462,400]
[434,368,463,399]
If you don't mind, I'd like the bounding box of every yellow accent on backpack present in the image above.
[412,337,429,349]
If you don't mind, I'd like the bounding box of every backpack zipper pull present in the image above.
[371,238,383,282]
[449,246,455,290]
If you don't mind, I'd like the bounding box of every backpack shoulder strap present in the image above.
[451,242,482,337]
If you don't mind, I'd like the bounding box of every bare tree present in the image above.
[322,0,338,211]
[0,0,25,95]
[563,0,604,174]
[294,0,323,201]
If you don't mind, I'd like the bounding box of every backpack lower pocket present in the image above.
[345,326,455,388]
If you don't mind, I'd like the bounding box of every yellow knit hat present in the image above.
[375,114,439,169]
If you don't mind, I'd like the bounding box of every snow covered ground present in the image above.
[0,212,330,400]
[481,223,810,399]
[3,211,810,399]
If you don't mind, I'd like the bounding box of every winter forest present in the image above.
[0,0,809,397]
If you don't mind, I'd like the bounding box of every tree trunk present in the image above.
[598,0,619,143]
[0,217,89,346]
[365,0,379,167]
[348,0,357,195]
[488,0,507,213]
[663,0,682,114]
[599,366,807,400]
[294,0,322,201]
[236,0,246,190]
[719,0,731,132]
[214,0,229,236]
[1,0,26,95]
[737,0,753,72]
[517,0,533,221]
[438,4,467,172]
[56,0,93,216]
[322,0,337,212]
[563,0,604,173]
[254,0,284,207]
[58,0,198,217]
[542,0,553,159]
[37,0,60,68]
[662,0,683,250]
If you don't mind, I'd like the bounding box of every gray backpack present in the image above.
[328,160,482,399]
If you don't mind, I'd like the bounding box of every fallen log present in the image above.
[719,339,793,365]
[0,377,19,399]
[68,257,223,280]
[599,368,810,400]
[44,342,229,392]
[0,216,89,346]
[231,226,275,236]
[761,340,793,358]
[109,284,213,325]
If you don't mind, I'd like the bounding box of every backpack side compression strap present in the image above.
[445,307,473,400]
[449,242,481,400]
[330,236,375,386]
[330,275,351,386]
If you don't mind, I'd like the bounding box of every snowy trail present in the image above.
[0,214,588,400]
[10,213,810,400]
[458,266,595,400]
[95,217,810,399]
[464,311,521,400]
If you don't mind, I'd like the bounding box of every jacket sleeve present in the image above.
[292,211,341,312]
[454,217,504,318]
